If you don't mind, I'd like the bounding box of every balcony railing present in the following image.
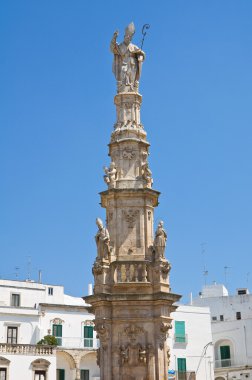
[174,334,188,344]
[177,372,196,380]
[215,358,233,368]
[0,343,55,355]
[57,337,99,349]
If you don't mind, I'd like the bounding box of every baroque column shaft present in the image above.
[85,22,180,380]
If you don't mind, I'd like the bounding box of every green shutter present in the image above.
[80,369,89,380]
[53,324,62,337]
[84,326,93,347]
[220,346,231,360]
[177,358,186,372]
[175,321,186,343]
[57,369,65,380]
[84,326,93,338]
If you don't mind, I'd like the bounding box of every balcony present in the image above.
[215,358,233,368]
[0,343,55,355]
[177,372,196,380]
[174,334,188,345]
[57,337,99,349]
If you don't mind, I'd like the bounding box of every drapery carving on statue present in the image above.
[153,220,167,259]
[110,22,145,93]
[142,162,153,188]
[125,324,144,343]
[158,322,172,350]
[95,218,111,261]
[123,209,139,228]
[103,162,117,188]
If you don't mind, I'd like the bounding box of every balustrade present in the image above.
[115,262,149,283]
[0,343,55,355]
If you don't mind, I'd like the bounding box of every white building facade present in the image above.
[169,305,214,380]
[0,279,100,380]
[193,284,252,380]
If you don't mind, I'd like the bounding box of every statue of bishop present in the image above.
[110,22,145,93]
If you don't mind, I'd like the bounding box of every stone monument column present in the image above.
[85,22,181,380]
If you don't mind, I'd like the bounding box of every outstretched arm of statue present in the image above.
[110,30,119,54]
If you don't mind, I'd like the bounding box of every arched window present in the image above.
[31,358,51,380]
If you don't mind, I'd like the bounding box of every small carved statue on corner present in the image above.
[95,218,110,260]
[120,345,129,365]
[139,345,147,364]
[142,162,153,188]
[154,221,167,259]
[104,161,117,188]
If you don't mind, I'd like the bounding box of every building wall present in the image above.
[193,284,252,379]
[169,305,214,380]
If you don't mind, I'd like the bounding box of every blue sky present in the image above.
[1,1,252,301]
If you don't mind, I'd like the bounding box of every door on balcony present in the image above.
[220,345,231,367]
[7,326,18,344]
[84,326,93,348]
[52,324,62,346]
[34,370,46,380]
[80,370,89,380]
[0,369,7,380]
[177,358,187,380]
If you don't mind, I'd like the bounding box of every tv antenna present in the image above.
[201,242,208,285]
[27,256,32,280]
[224,266,231,288]
[15,266,20,279]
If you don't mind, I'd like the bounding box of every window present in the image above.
[52,324,62,346]
[0,369,7,380]
[57,369,65,380]
[34,371,46,380]
[48,287,53,296]
[177,358,186,380]
[175,321,186,343]
[80,370,89,380]
[220,315,224,321]
[7,326,18,344]
[84,326,93,348]
[212,316,217,321]
[11,293,20,307]
[236,312,241,320]
[220,345,231,367]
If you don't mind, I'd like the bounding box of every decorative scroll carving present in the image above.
[125,324,144,343]
[95,321,109,346]
[92,261,103,275]
[51,318,64,325]
[123,209,139,228]
[158,260,171,280]
[123,148,136,160]
[159,322,172,350]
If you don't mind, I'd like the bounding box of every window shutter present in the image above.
[177,358,186,372]
[220,346,231,360]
